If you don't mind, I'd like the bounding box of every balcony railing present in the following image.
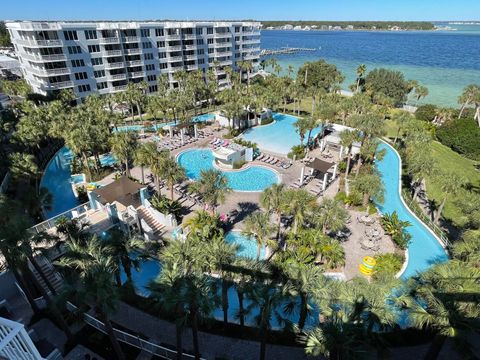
[128,71,145,78]
[183,44,197,51]
[125,48,141,55]
[105,62,125,69]
[214,33,231,39]
[99,37,120,44]
[103,50,122,56]
[123,36,139,43]
[167,56,183,62]
[242,39,260,45]
[125,60,143,66]
[244,54,258,61]
[31,67,70,76]
[186,64,198,71]
[167,45,182,52]
[242,31,259,36]
[182,34,197,40]
[22,53,67,62]
[113,85,127,92]
[166,33,181,40]
[46,80,74,89]
[184,54,198,61]
[16,38,62,47]
[109,73,127,81]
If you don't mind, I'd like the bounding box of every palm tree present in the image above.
[207,234,238,327]
[457,84,480,120]
[134,142,157,184]
[260,183,286,239]
[243,211,275,261]
[183,210,223,239]
[103,228,146,286]
[161,156,186,200]
[409,261,480,360]
[57,236,126,360]
[351,170,384,206]
[339,130,360,177]
[9,152,40,191]
[414,84,429,105]
[189,169,231,214]
[355,64,367,93]
[282,189,318,235]
[315,198,349,235]
[284,262,328,330]
[318,237,346,269]
[109,131,138,176]
[406,145,436,201]
[293,116,310,146]
[381,211,412,249]
[434,171,465,224]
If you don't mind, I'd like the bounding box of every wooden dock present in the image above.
[260,47,318,56]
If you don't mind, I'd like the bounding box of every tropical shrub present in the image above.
[318,236,345,270]
[150,194,182,220]
[260,116,274,125]
[345,190,363,207]
[436,118,480,161]
[373,253,404,279]
[288,145,305,159]
[232,160,246,169]
[381,211,412,249]
[233,138,258,150]
[76,186,89,203]
[415,104,437,122]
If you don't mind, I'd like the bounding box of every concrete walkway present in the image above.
[111,301,316,360]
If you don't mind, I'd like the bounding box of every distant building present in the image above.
[293,25,302,30]
[346,25,354,30]
[6,20,261,99]
[283,24,294,30]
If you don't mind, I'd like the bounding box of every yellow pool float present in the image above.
[359,256,376,276]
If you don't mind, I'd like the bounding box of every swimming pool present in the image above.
[240,113,322,155]
[375,142,448,278]
[225,231,265,260]
[177,149,279,192]
[116,113,215,133]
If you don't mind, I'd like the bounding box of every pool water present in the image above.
[240,113,322,155]
[116,113,215,132]
[375,142,448,278]
[177,149,279,192]
[70,173,86,185]
[225,231,265,260]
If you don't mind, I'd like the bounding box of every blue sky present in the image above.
[2,0,480,21]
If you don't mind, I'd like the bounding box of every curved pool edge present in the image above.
[377,139,448,279]
[176,147,281,193]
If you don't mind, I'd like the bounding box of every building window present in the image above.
[84,30,97,40]
[196,39,204,45]
[71,59,85,67]
[93,70,105,78]
[160,63,168,69]
[78,84,91,92]
[148,85,158,93]
[63,30,78,41]
[158,52,166,58]
[157,41,165,48]
[196,28,203,35]
[74,72,88,80]
[146,64,155,71]
[67,46,82,54]
[155,28,164,37]
[207,27,213,34]
[142,42,152,49]
[140,29,150,37]
[208,48,214,54]
[147,74,157,82]
[91,58,103,66]
[235,45,240,50]
[235,36,240,41]
[144,53,154,60]
[97,82,108,90]
[207,38,214,45]
[235,26,240,33]
[88,44,100,53]
[198,58,205,65]
[197,49,204,55]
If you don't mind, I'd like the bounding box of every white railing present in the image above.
[167,45,182,52]
[16,39,62,47]
[123,36,139,42]
[186,65,198,71]
[47,80,74,89]
[214,33,231,39]
[113,85,127,92]
[129,71,145,78]
[31,67,70,76]
[22,53,66,62]
[126,60,143,66]
[0,317,45,360]
[182,34,197,40]
[166,34,181,40]
[103,49,122,56]
[109,73,127,80]
[125,48,141,55]
[242,39,260,45]
[99,37,120,44]
[183,44,197,51]
[105,61,125,69]
[29,202,91,234]
[168,56,183,62]
[244,54,258,60]
[66,302,201,360]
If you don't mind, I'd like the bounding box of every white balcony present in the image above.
[218,60,232,66]
[129,71,145,78]
[125,48,141,55]
[105,62,125,69]
[242,31,260,36]
[167,45,182,52]
[183,44,197,51]
[16,38,62,47]
[168,56,183,62]
[184,54,198,61]
[103,49,122,56]
[166,34,181,40]
[21,53,67,62]
[216,51,232,57]
[182,34,197,40]
[244,54,258,61]
[126,60,143,66]
[242,39,260,45]
[99,37,120,44]
[214,33,231,39]
[0,317,45,360]
[48,80,74,89]
[31,67,70,76]
[109,73,127,81]
[186,64,198,71]
[112,85,127,92]
[123,36,139,43]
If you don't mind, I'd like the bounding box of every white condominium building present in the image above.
[5,20,261,99]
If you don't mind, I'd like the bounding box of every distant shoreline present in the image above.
[261,28,449,33]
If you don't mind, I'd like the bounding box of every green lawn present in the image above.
[425,141,480,227]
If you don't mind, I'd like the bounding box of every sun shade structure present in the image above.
[92,176,144,207]
[306,158,335,173]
